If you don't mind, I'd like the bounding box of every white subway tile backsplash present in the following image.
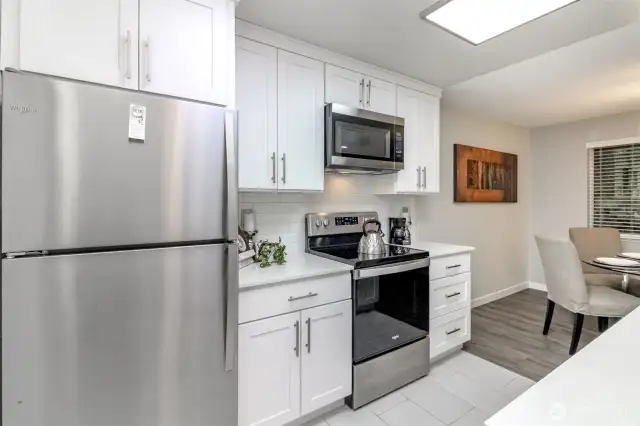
[240,175,417,255]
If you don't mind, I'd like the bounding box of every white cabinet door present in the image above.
[277,50,325,192]
[19,0,138,89]
[325,64,364,108]
[366,77,397,116]
[239,312,301,426]
[300,300,352,416]
[395,86,441,194]
[139,0,233,104]
[236,37,278,191]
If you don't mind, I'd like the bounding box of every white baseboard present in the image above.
[471,281,529,308]
[528,281,548,292]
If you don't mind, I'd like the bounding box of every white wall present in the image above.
[530,110,640,284]
[414,107,532,300]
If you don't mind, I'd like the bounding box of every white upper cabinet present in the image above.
[6,0,235,104]
[396,86,441,194]
[236,37,278,191]
[300,300,352,416]
[325,64,397,116]
[277,50,325,192]
[325,64,365,108]
[239,312,301,426]
[139,0,232,104]
[18,0,138,89]
[367,77,397,116]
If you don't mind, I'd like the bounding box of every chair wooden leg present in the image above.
[598,317,609,333]
[542,299,555,335]
[569,313,584,355]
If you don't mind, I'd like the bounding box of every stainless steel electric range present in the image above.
[305,212,431,409]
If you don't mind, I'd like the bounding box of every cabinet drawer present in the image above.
[430,308,471,359]
[429,253,471,280]
[239,273,351,324]
[430,273,471,319]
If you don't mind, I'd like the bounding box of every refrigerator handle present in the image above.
[225,243,239,372]
[225,110,239,237]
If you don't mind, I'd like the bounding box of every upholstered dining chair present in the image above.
[569,227,640,292]
[535,236,640,355]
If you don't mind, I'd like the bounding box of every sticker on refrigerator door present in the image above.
[128,104,146,142]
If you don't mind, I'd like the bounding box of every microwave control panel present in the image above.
[394,130,404,163]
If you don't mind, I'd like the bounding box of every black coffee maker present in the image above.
[389,217,411,246]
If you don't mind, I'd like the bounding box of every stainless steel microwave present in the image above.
[325,104,405,174]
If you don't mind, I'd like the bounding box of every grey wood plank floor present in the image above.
[463,289,602,381]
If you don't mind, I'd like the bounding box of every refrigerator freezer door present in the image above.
[2,72,232,252]
[2,244,237,426]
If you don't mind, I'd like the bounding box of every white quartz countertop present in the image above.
[486,306,640,426]
[407,241,475,258]
[240,253,353,290]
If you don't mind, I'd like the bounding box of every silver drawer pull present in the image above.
[445,292,461,299]
[288,292,319,302]
[446,327,462,335]
[446,264,462,269]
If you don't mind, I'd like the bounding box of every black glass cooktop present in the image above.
[310,244,428,269]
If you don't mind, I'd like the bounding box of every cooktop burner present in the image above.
[310,244,427,269]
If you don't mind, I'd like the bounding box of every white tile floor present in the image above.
[305,351,535,426]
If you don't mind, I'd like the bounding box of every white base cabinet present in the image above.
[239,275,352,426]
[429,253,472,359]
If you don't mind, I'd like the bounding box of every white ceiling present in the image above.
[237,0,640,128]
[444,22,640,127]
[236,0,640,88]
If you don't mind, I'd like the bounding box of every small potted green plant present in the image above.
[254,238,287,268]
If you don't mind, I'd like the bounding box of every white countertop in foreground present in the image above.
[407,241,475,258]
[486,306,640,426]
[240,253,353,290]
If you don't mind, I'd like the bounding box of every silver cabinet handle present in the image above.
[366,80,372,107]
[271,152,276,183]
[359,79,364,107]
[281,153,286,184]
[294,320,300,357]
[417,168,421,187]
[446,292,461,299]
[446,264,462,269]
[446,327,462,336]
[288,292,318,302]
[124,30,131,80]
[422,167,427,188]
[306,318,311,353]
[144,38,151,83]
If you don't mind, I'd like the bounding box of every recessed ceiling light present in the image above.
[420,0,579,45]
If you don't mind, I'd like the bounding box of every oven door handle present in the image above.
[353,258,430,280]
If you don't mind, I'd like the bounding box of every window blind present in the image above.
[588,143,640,236]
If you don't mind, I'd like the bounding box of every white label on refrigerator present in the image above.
[128,104,146,141]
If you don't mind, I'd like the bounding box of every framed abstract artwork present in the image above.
[454,144,518,203]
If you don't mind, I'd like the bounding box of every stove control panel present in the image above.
[306,212,380,237]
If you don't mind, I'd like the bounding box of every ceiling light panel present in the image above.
[420,0,579,45]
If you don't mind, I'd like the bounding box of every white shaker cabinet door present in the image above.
[325,64,364,109]
[366,77,397,116]
[19,0,138,89]
[300,300,352,416]
[236,37,278,191]
[139,0,233,104]
[395,86,440,194]
[277,50,325,192]
[239,312,301,426]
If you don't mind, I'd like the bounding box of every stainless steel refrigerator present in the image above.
[1,71,239,426]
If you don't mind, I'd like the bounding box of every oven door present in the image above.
[352,259,429,364]
[326,104,404,173]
